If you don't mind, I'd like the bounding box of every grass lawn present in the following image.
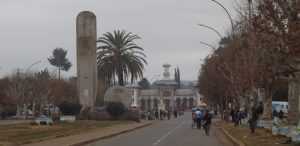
[0,120,133,145]
[216,120,298,146]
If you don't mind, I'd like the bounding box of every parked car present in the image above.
[35,115,53,125]
[272,101,288,114]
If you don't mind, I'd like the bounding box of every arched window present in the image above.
[163,91,171,97]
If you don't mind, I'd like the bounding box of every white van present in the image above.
[272,101,288,114]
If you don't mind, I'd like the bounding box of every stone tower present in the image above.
[76,11,97,112]
[162,63,171,80]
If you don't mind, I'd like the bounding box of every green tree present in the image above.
[48,47,72,79]
[105,101,125,120]
[174,67,181,89]
[138,77,150,89]
[59,101,81,115]
[97,30,147,86]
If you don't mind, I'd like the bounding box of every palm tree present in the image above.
[97,30,147,86]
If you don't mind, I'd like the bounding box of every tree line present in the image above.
[198,0,299,121]
[0,29,147,118]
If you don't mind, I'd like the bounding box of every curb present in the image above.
[218,127,245,146]
[69,122,155,146]
[213,122,245,146]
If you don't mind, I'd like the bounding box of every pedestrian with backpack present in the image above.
[194,108,202,129]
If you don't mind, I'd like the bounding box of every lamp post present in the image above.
[198,24,223,39]
[26,61,42,74]
[211,0,234,32]
[199,41,216,51]
[24,60,41,119]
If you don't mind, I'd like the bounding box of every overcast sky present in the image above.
[0,0,238,81]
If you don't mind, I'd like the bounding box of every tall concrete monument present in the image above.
[76,11,97,112]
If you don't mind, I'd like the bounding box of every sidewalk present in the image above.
[212,118,235,146]
[22,120,155,146]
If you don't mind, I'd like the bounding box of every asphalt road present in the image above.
[86,112,223,146]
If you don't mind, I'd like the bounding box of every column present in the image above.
[151,97,154,109]
[145,97,148,111]
[133,88,138,106]
[77,11,97,112]
[187,97,190,109]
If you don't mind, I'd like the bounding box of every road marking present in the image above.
[152,122,185,146]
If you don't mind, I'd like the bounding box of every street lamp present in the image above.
[211,0,234,32]
[23,60,41,119]
[26,61,42,74]
[198,24,223,39]
[199,41,216,51]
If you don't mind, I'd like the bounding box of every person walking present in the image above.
[159,110,163,120]
[194,108,202,129]
[279,110,284,121]
[174,110,178,118]
[273,109,279,125]
[203,111,212,135]
[237,110,242,125]
[230,108,235,123]
[155,110,159,120]
[167,110,171,120]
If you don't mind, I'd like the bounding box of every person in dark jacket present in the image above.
[160,110,163,120]
[203,111,212,135]
[230,108,235,122]
[279,110,284,120]
[155,110,159,120]
[174,110,178,118]
[273,110,278,118]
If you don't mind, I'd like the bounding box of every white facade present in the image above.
[126,63,202,111]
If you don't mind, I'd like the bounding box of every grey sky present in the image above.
[0,0,237,81]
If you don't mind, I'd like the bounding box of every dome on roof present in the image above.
[104,85,132,108]
[162,63,171,67]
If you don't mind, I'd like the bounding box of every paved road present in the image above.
[86,112,223,146]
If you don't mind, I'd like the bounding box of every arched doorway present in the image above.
[182,98,187,110]
[140,99,145,111]
[154,98,158,109]
[164,99,170,110]
[146,98,151,111]
[163,91,171,97]
[176,98,181,109]
[189,98,194,108]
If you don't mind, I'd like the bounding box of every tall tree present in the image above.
[138,77,150,89]
[34,69,52,115]
[0,77,14,112]
[97,30,147,86]
[48,47,72,79]
[174,67,181,89]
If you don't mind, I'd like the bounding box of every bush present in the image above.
[58,101,82,115]
[6,107,16,116]
[105,102,125,120]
